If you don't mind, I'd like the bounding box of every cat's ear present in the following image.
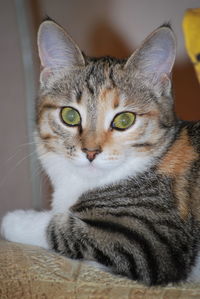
[124,25,176,94]
[38,20,85,85]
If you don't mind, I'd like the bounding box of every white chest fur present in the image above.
[40,151,153,214]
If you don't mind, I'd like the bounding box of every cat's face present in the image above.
[36,21,176,179]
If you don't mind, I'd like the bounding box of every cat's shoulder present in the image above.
[157,121,199,177]
[182,121,200,153]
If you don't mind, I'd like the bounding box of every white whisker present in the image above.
[0,150,42,189]
[6,148,23,163]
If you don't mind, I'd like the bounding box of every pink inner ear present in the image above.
[39,35,69,69]
[141,31,176,76]
[40,67,54,83]
[38,21,85,73]
[39,43,52,68]
[125,27,176,81]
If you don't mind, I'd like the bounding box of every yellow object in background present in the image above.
[183,8,200,83]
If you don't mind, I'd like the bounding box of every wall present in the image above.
[0,0,33,219]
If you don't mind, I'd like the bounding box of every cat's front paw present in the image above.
[1,210,26,242]
[1,210,52,249]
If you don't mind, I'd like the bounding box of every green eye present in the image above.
[112,112,136,130]
[61,107,81,126]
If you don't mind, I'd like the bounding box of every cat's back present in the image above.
[186,121,200,153]
[186,121,200,220]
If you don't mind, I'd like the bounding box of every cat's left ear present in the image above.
[38,20,85,85]
[124,25,176,94]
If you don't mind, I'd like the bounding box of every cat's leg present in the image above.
[47,210,196,285]
[46,212,132,278]
[1,210,52,248]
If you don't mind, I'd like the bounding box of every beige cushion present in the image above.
[0,240,200,298]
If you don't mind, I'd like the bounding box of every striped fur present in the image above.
[37,21,200,285]
[47,128,200,285]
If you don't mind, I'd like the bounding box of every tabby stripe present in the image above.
[93,246,113,267]
[73,242,84,259]
[76,90,82,103]
[114,245,138,280]
[49,228,59,251]
[77,194,159,207]
[60,232,74,256]
[87,239,139,279]
[85,238,114,267]
[50,122,65,137]
[109,68,116,87]
[80,182,158,201]
[78,190,153,202]
[59,231,84,259]
[82,218,158,284]
[188,159,200,194]
[79,182,152,202]
[67,217,84,259]
[86,80,94,95]
[107,211,187,279]
[107,211,181,230]
[110,210,190,255]
[41,103,58,110]
[131,143,153,147]
[73,201,169,214]
[85,65,95,95]
[88,240,139,279]
[75,190,159,207]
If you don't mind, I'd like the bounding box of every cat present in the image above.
[1,20,200,286]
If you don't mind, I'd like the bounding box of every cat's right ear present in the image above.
[37,20,85,85]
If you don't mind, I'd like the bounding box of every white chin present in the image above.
[71,158,122,175]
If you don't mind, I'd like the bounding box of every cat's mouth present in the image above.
[70,154,124,173]
[72,160,107,177]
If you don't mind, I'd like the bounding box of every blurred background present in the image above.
[0,0,200,219]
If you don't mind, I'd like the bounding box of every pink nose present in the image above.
[81,148,101,162]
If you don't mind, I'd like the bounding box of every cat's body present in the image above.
[1,21,200,286]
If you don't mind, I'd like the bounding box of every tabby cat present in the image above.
[1,20,200,286]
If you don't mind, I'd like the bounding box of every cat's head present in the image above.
[36,20,176,182]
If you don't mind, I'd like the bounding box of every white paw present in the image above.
[1,210,26,241]
[1,209,52,249]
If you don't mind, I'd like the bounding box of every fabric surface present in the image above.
[0,240,200,299]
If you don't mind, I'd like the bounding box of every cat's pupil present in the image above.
[113,112,135,129]
[120,114,131,126]
[61,107,80,126]
[67,110,76,122]
[116,113,132,128]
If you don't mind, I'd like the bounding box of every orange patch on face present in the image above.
[142,110,159,118]
[99,87,120,108]
[81,129,113,151]
[40,133,58,141]
[80,131,99,150]
[37,95,59,125]
[100,130,113,147]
